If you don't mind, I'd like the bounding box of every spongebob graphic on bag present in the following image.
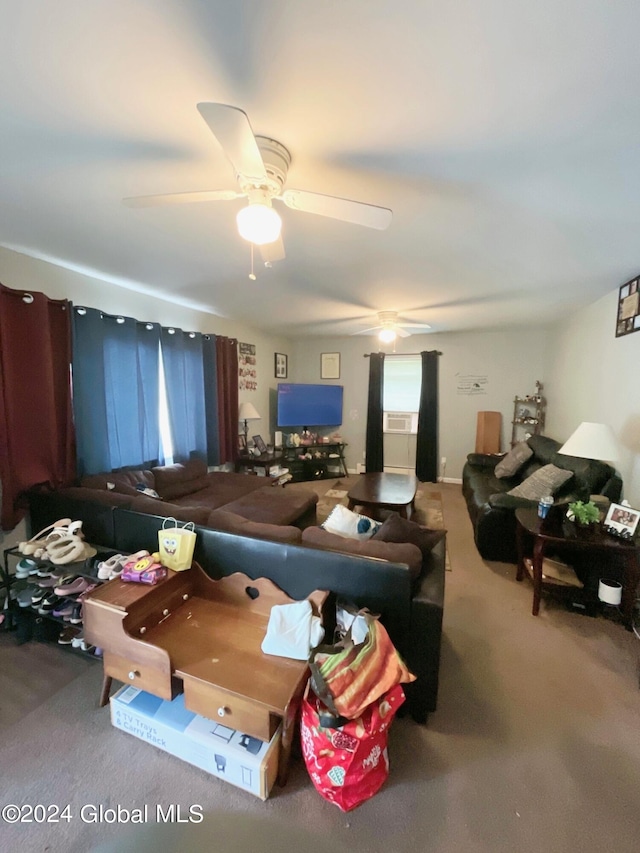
[157,517,197,571]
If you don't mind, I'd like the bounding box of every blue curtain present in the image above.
[161,327,207,462]
[72,307,161,475]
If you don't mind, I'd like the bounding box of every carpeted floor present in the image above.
[1,483,639,852]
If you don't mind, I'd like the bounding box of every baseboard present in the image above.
[440,477,462,484]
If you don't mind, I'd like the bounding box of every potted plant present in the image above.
[567,500,600,526]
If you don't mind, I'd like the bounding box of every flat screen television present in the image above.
[277,383,343,428]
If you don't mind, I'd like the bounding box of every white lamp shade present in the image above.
[236,204,282,245]
[238,401,261,422]
[558,422,619,462]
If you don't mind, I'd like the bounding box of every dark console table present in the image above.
[281,442,348,482]
[516,507,640,628]
[235,453,283,477]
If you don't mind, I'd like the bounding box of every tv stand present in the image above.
[282,442,348,482]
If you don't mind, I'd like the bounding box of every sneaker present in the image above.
[30,587,48,606]
[16,585,39,607]
[38,593,62,615]
[80,640,95,653]
[69,603,83,625]
[58,626,81,645]
[71,632,84,649]
[36,566,53,578]
[52,600,75,618]
[15,558,39,579]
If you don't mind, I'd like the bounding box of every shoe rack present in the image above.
[2,546,119,658]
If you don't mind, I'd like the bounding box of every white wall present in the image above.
[0,247,291,449]
[290,327,551,480]
[545,288,640,506]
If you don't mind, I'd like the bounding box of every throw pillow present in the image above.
[494,441,533,479]
[372,513,446,556]
[322,504,382,541]
[507,464,573,500]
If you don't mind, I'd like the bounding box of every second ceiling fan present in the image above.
[124,103,393,264]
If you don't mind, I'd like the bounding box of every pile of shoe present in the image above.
[95,553,129,581]
[17,518,97,565]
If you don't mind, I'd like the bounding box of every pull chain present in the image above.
[248,243,256,280]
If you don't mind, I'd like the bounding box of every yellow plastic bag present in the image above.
[157,517,196,571]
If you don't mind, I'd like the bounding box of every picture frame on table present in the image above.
[321,352,340,380]
[603,502,640,539]
[275,352,288,379]
[238,434,248,453]
[252,435,268,454]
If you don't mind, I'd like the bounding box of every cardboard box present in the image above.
[110,686,281,800]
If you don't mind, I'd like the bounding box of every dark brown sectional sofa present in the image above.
[48,458,319,543]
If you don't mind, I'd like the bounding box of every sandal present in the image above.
[48,535,97,566]
[18,518,72,555]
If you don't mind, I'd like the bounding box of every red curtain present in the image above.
[215,336,239,464]
[0,284,76,529]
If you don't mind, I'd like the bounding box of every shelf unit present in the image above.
[2,545,116,655]
[281,442,348,482]
[511,380,546,447]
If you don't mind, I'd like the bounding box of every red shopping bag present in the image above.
[300,682,405,811]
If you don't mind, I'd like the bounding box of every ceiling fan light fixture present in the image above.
[236,193,282,245]
[379,327,397,343]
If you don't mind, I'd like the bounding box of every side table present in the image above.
[516,507,640,628]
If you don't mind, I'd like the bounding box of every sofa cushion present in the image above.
[508,464,573,500]
[207,509,302,544]
[222,486,318,526]
[301,527,423,581]
[494,441,533,478]
[58,486,134,508]
[128,495,211,526]
[151,459,209,500]
[81,469,155,494]
[372,513,446,560]
[322,504,382,540]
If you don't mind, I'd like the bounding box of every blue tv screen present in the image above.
[277,383,343,428]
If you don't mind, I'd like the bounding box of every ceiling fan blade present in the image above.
[259,235,286,265]
[351,326,382,336]
[123,190,242,208]
[197,103,267,183]
[281,189,392,230]
[399,323,432,331]
[395,328,412,338]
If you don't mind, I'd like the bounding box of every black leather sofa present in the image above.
[462,434,623,563]
[28,491,446,723]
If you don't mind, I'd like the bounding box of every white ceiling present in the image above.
[2,1,640,338]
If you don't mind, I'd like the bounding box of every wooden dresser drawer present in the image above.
[103,651,173,700]
[182,676,277,742]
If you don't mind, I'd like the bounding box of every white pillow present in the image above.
[321,504,381,540]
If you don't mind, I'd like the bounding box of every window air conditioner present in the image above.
[384,412,418,434]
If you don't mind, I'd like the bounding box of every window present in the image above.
[383,355,421,434]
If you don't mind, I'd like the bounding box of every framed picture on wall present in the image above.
[321,352,340,379]
[615,275,640,337]
[275,352,288,379]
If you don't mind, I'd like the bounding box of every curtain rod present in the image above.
[363,351,442,357]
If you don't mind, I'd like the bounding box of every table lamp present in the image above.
[238,401,261,448]
[558,422,619,462]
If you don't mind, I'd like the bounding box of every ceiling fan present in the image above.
[123,103,393,264]
[352,311,432,343]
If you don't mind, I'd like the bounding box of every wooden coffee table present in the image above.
[347,472,418,519]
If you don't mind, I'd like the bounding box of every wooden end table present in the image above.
[516,507,640,628]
